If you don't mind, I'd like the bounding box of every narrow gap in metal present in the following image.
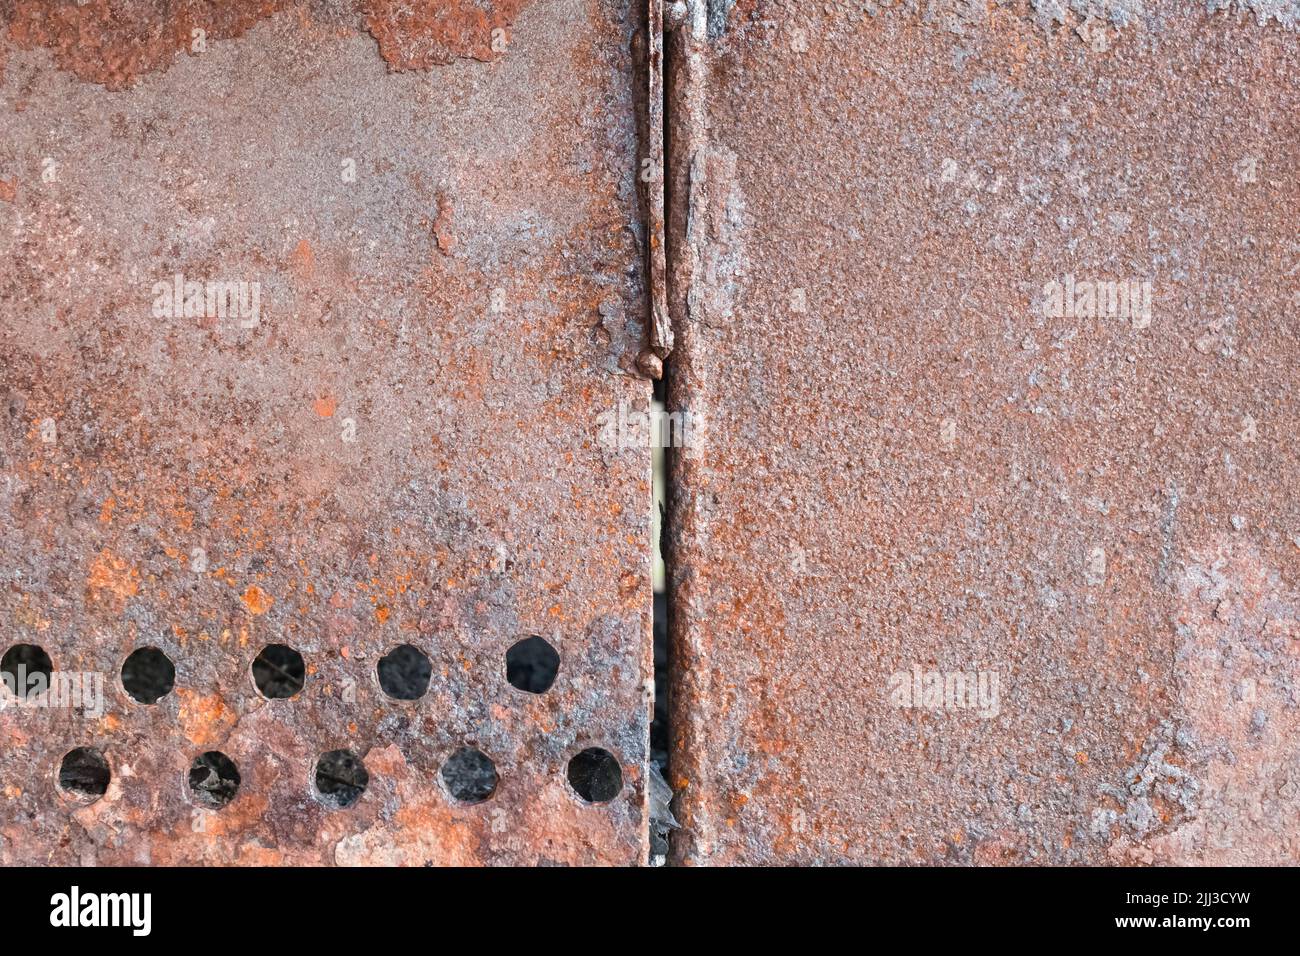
[648,3,678,867]
[650,374,673,865]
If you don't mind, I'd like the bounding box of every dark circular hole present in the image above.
[121,646,176,704]
[440,746,498,804]
[1,643,53,699]
[314,749,368,809]
[567,747,622,803]
[376,644,431,700]
[188,751,241,809]
[251,643,305,699]
[505,635,561,694]
[58,747,110,802]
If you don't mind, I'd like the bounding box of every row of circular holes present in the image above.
[55,742,623,809]
[1,635,562,704]
[4,637,623,807]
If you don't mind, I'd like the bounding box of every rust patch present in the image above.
[240,585,275,616]
[1104,539,1300,864]
[313,394,339,419]
[86,549,142,604]
[5,0,288,91]
[1,0,532,91]
[289,238,315,281]
[176,689,239,746]
[362,0,532,69]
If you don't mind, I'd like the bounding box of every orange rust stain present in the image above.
[0,178,15,202]
[313,394,338,418]
[241,585,275,615]
[0,0,538,104]
[361,0,532,70]
[98,496,115,524]
[176,689,237,746]
[87,549,141,601]
[236,843,284,865]
[290,238,315,279]
[5,0,288,91]
[198,791,270,838]
[375,606,390,624]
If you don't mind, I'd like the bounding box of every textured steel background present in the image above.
[0,0,652,865]
[668,0,1300,865]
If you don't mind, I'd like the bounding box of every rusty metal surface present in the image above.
[0,0,652,865]
[637,0,672,380]
[668,1,1300,864]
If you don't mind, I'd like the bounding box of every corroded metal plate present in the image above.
[0,0,652,865]
[669,0,1300,865]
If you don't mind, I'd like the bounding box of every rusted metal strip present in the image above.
[637,0,673,380]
